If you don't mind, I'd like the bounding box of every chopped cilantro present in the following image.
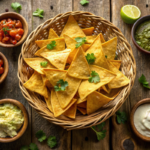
[105,55,107,58]
[80,0,89,5]
[40,61,48,67]
[75,37,87,48]
[11,2,22,13]
[36,130,47,142]
[47,136,57,148]
[47,41,56,50]
[116,111,127,124]
[29,143,38,150]
[85,53,96,64]
[88,71,100,83]
[139,74,150,89]
[2,27,11,35]
[33,8,44,18]
[54,79,68,91]
[20,146,29,150]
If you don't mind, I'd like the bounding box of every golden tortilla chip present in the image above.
[40,49,71,70]
[51,89,77,117]
[78,65,116,100]
[101,85,109,93]
[68,47,90,79]
[24,57,55,75]
[56,74,81,108]
[87,91,114,114]
[82,44,91,52]
[100,33,105,43]
[43,69,67,86]
[42,75,53,89]
[48,28,59,39]
[63,102,77,119]
[86,35,97,44]
[24,72,48,98]
[82,27,94,36]
[78,107,86,115]
[109,60,121,70]
[77,98,86,104]
[45,92,53,112]
[85,35,109,69]
[35,37,65,49]
[107,61,130,89]
[77,101,86,108]
[60,15,85,38]
[102,37,117,60]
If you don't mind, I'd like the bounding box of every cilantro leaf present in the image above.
[47,41,56,50]
[35,130,47,142]
[116,111,127,124]
[29,143,38,150]
[47,136,57,148]
[139,74,150,89]
[86,53,96,64]
[2,27,11,35]
[20,146,29,150]
[40,61,48,67]
[80,0,89,5]
[96,130,106,141]
[88,71,100,83]
[96,122,105,130]
[54,79,68,91]
[33,8,44,18]
[11,2,22,13]
[75,37,87,48]
[105,55,107,58]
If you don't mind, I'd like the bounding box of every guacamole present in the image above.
[0,103,24,138]
[135,20,150,51]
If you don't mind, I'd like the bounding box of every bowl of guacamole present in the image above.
[0,99,28,143]
[131,15,150,54]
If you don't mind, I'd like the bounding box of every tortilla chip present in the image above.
[40,49,71,70]
[45,92,53,112]
[68,47,90,79]
[101,85,109,93]
[78,107,86,115]
[109,60,121,70]
[43,69,67,86]
[77,98,86,104]
[82,44,91,52]
[86,35,97,44]
[82,27,94,36]
[85,35,109,69]
[78,65,116,100]
[35,37,65,49]
[87,91,114,114]
[24,72,48,98]
[63,102,77,119]
[102,37,117,60]
[51,89,77,117]
[107,61,130,89]
[42,75,53,89]
[48,28,59,39]
[100,33,105,43]
[77,101,86,108]
[24,57,55,75]
[60,15,85,38]
[56,74,81,108]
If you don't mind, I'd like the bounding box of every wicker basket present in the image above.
[18,11,136,130]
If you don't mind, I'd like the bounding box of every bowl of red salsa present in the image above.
[0,12,28,47]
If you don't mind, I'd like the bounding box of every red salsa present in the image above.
[0,58,4,75]
[0,18,24,45]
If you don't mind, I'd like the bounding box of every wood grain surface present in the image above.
[0,0,150,150]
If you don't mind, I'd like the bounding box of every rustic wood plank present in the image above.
[111,0,150,150]
[72,1,110,150]
[0,0,32,149]
[32,0,72,149]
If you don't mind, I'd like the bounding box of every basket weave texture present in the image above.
[18,11,136,130]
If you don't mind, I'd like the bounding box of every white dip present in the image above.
[134,103,150,137]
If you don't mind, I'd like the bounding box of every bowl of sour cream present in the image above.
[130,98,150,141]
[0,99,28,143]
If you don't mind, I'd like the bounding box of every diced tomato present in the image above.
[0,66,4,74]
[1,19,6,24]
[9,29,17,37]
[7,18,12,22]
[12,40,17,45]
[17,28,24,35]
[15,34,21,41]
[15,20,22,28]
[0,59,3,65]
[2,36,9,43]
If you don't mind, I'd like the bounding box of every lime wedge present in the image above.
[120,5,141,24]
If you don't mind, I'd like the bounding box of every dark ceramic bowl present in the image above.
[131,15,150,54]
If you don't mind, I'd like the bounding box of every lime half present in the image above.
[120,5,141,24]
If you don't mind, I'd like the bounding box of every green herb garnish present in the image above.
[116,111,127,124]
[75,37,87,48]
[54,79,68,91]
[47,41,56,50]
[40,61,48,67]
[80,0,89,5]
[2,27,11,35]
[36,130,47,142]
[85,53,96,64]
[11,2,22,13]
[29,143,38,150]
[105,55,107,58]
[88,71,100,83]
[33,8,44,18]
[47,136,57,148]
[20,146,29,150]
[139,74,150,89]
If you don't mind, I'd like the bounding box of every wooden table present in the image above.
[0,0,150,149]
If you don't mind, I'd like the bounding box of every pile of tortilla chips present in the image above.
[23,15,130,119]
